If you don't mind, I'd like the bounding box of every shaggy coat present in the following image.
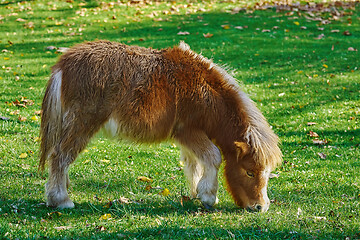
[40,40,282,211]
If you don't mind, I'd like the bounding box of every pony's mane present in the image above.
[177,42,283,170]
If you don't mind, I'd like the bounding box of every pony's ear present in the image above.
[234,141,250,159]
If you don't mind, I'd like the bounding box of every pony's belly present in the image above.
[102,117,172,142]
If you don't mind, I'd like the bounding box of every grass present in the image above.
[0,0,359,239]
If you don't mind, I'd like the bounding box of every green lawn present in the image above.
[0,0,359,239]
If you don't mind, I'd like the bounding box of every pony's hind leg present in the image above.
[46,109,105,209]
[180,148,202,198]
[176,130,222,208]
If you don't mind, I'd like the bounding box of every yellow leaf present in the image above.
[221,25,230,29]
[313,74,318,78]
[323,64,328,68]
[100,159,110,163]
[137,176,153,182]
[160,188,170,196]
[31,115,39,121]
[297,71,303,74]
[4,57,10,60]
[34,137,41,142]
[294,21,300,26]
[99,213,112,220]
[19,153,28,158]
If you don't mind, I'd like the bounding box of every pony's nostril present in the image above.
[255,204,262,211]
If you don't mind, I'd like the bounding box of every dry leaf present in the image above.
[99,213,112,220]
[160,188,170,196]
[19,153,28,158]
[177,31,190,35]
[343,30,351,36]
[307,122,317,126]
[315,34,325,39]
[137,176,153,182]
[31,115,39,121]
[313,139,328,145]
[317,152,326,159]
[117,197,131,204]
[203,33,213,38]
[348,47,357,52]
[308,131,319,137]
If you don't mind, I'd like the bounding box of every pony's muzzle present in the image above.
[247,203,269,212]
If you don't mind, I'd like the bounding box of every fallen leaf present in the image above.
[317,152,326,159]
[203,33,213,38]
[221,25,230,29]
[31,115,39,121]
[307,122,317,126]
[314,216,326,221]
[308,131,319,137]
[234,26,243,30]
[177,31,190,35]
[348,47,357,51]
[343,30,351,36]
[137,176,153,182]
[117,197,131,204]
[160,188,170,196]
[313,139,328,145]
[315,34,325,39]
[19,153,28,158]
[99,213,112,221]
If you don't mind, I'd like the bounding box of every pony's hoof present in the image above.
[47,198,75,209]
[202,203,214,210]
[57,200,75,209]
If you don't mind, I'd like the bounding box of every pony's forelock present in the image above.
[239,92,283,170]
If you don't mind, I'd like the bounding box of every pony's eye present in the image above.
[246,171,255,178]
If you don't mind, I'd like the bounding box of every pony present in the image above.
[39,40,282,212]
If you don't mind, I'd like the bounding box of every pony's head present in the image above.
[224,92,283,212]
[226,141,281,212]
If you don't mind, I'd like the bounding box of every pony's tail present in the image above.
[39,69,63,172]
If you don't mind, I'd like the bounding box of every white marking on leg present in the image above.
[103,117,119,137]
[196,143,222,207]
[180,148,202,198]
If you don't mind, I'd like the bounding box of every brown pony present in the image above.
[39,41,282,212]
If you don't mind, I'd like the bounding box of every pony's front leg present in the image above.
[195,143,221,208]
[176,130,222,208]
[46,151,74,209]
[180,148,202,198]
